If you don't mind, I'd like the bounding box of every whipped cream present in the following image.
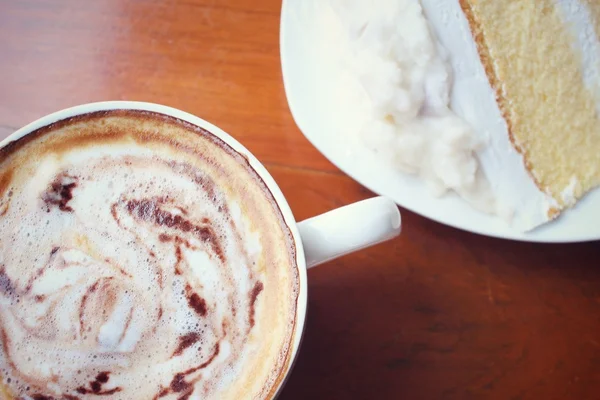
[555,0,600,112]
[323,0,501,217]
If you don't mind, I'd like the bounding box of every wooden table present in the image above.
[2,1,600,398]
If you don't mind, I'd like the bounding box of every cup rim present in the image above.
[0,100,308,399]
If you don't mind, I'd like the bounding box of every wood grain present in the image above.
[1,0,600,399]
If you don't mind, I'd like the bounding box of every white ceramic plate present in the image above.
[279,0,600,243]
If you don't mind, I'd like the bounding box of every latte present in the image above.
[0,110,300,399]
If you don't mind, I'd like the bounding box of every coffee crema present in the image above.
[0,110,299,400]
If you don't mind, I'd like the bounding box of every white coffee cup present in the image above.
[0,101,401,398]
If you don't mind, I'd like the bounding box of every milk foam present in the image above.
[0,111,299,400]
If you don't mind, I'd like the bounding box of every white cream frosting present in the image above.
[324,0,500,217]
[555,0,600,111]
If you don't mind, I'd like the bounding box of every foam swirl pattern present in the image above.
[0,111,299,400]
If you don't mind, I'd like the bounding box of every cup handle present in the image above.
[296,196,401,269]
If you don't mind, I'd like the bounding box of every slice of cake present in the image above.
[421,0,600,229]
[320,0,599,231]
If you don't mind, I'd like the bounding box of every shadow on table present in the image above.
[278,208,600,399]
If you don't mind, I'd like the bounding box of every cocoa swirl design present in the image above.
[0,111,299,400]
